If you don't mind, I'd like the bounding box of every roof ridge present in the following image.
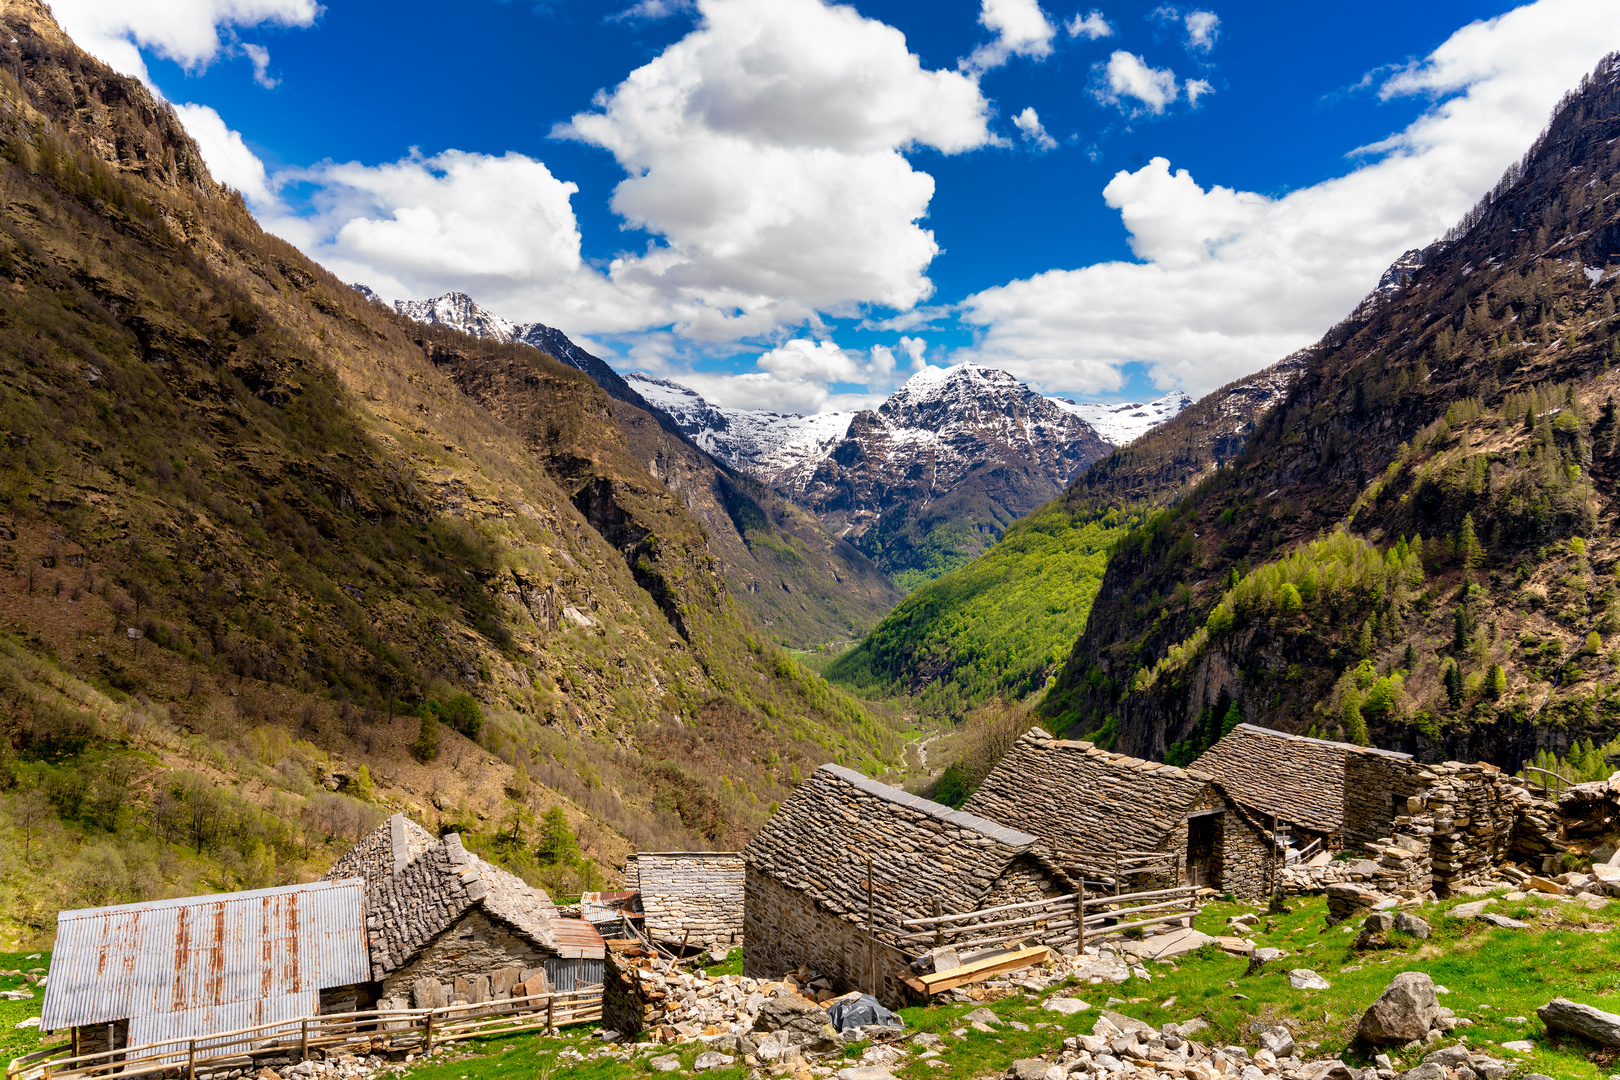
[819,764,1039,848]
[1232,722,1414,761]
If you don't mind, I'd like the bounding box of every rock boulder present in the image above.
[1357,971,1439,1045]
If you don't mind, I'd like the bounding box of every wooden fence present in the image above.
[1056,849,1183,895]
[6,989,603,1080]
[893,883,1200,955]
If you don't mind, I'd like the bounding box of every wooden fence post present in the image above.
[546,994,555,1034]
[186,1039,196,1080]
[1075,886,1085,953]
[866,854,877,997]
[932,897,943,948]
[299,1018,309,1062]
[423,1011,435,1056]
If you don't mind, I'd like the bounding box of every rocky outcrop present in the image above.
[1536,997,1620,1047]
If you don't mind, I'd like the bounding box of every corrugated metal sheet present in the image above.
[42,880,368,1032]
[541,957,604,993]
[548,917,606,960]
[128,991,319,1063]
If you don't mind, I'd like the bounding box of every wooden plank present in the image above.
[1083,898,1196,925]
[1081,886,1196,909]
[916,946,1050,994]
[1085,912,1195,937]
[901,893,1080,928]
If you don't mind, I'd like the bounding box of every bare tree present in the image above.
[11,790,51,863]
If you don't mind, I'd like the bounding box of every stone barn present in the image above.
[1197,723,1354,845]
[363,828,606,1008]
[743,764,1074,1009]
[625,852,744,952]
[964,728,1276,900]
[40,879,370,1060]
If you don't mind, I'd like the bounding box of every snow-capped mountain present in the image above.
[624,373,854,482]
[395,291,519,342]
[1047,391,1192,446]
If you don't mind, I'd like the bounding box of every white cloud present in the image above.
[1066,9,1112,39]
[960,0,1620,398]
[173,102,275,207]
[962,0,1057,74]
[1096,50,1179,113]
[676,338,904,413]
[47,0,321,85]
[1013,106,1058,151]
[1185,78,1213,106]
[1183,10,1219,51]
[558,0,994,340]
[609,0,696,22]
[262,149,650,332]
[242,43,276,88]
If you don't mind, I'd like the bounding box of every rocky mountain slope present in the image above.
[380,290,900,645]
[1041,53,1620,769]
[781,365,1113,588]
[0,0,904,934]
[1048,390,1192,446]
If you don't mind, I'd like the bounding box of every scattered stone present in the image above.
[1364,912,1395,933]
[836,1068,898,1080]
[1100,1009,1153,1035]
[693,1050,734,1071]
[1536,997,1620,1046]
[1247,947,1286,975]
[1478,912,1531,929]
[1289,969,1331,990]
[1395,912,1432,939]
[648,1054,681,1073]
[1358,972,1439,1044]
[962,1008,1001,1026]
[14,1017,39,1030]
[1499,1041,1535,1052]
[1526,875,1564,894]
[1042,997,1089,1015]
[1120,927,1215,960]
[1005,1060,1050,1080]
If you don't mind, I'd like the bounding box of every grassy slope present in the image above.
[826,504,1137,722]
[265,892,1620,1080]
[0,0,903,935]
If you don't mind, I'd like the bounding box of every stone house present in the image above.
[624,852,744,951]
[356,822,606,1008]
[964,728,1277,900]
[742,764,1074,1009]
[1197,723,1354,845]
[40,880,371,1059]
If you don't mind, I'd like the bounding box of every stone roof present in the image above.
[1196,723,1403,835]
[364,832,563,979]
[321,813,436,889]
[744,764,1058,936]
[963,728,1214,855]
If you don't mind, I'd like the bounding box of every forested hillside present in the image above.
[1042,54,1620,768]
[0,0,901,943]
[825,332,1310,722]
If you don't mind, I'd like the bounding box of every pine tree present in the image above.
[1487,663,1507,699]
[1343,694,1369,746]
[1220,700,1242,738]
[1443,660,1465,708]
[1357,618,1374,658]
[1457,513,1483,578]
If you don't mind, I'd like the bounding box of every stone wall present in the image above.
[633,853,744,948]
[1424,763,1530,892]
[602,948,653,1036]
[1343,749,1427,849]
[376,909,553,1010]
[743,867,916,1010]
[1217,804,1274,902]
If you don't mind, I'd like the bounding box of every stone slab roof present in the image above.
[1196,723,1404,835]
[364,832,563,978]
[322,813,436,889]
[963,728,1214,855]
[744,764,1053,933]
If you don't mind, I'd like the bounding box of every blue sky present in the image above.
[51,0,1620,412]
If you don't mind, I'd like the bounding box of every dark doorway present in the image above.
[1186,811,1222,889]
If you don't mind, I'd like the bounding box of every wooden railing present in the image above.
[893,884,1200,954]
[5,989,603,1080]
[1522,765,1576,798]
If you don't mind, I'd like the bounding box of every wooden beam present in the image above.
[915,946,1051,994]
[901,894,1079,928]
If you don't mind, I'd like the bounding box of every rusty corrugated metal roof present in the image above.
[548,917,606,960]
[41,879,368,1032]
